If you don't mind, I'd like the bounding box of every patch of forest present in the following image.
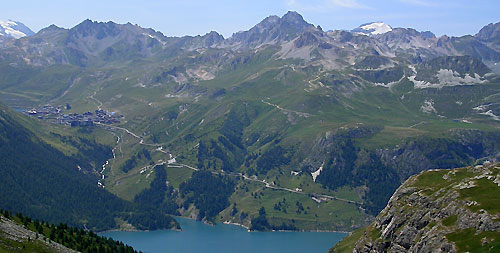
[0,106,178,231]
[180,170,235,222]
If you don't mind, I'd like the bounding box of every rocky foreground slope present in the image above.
[332,162,500,252]
[0,216,75,252]
[0,210,140,252]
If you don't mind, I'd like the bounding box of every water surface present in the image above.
[102,217,346,253]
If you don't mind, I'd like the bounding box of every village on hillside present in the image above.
[23,104,123,126]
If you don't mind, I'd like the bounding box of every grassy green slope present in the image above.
[1,43,499,231]
[0,104,178,231]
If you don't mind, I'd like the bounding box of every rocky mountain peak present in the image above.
[475,21,500,43]
[374,27,439,52]
[43,24,64,31]
[380,27,421,38]
[228,11,315,48]
[69,19,121,39]
[420,30,436,39]
[259,15,280,27]
[251,11,311,32]
[34,24,66,37]
[205,31,224,40]
[191,31,225,48]
[59,19,167,65]
[281,11,309,27]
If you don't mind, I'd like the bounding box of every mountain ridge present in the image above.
[1,12,498,73]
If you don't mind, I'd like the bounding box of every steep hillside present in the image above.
[0,210,138,252]
[332,162,500,252]
[0,103,179,231]
[0,216,74,252]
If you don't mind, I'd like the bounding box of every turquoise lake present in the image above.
[101,217,346,253]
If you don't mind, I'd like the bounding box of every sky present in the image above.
[2,0,499,38]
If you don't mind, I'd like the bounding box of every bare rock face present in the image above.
[475,22,500,43]
[333,162,499,252]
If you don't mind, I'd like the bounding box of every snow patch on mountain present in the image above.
[480,110,500,121]
[373,75,406,88]
[420,99,437,114]
[0,20,34,39]
[311,162,324,182]
[473,104,500,121]
[409,67,487,89]
[353,22,392,36]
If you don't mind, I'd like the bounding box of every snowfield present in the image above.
[409,68,487,89]
[0,20,34,39]
[353,22,392,36]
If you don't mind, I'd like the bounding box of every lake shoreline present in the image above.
[99,215,350,234]
[98,227,183,234]
[185,216,350,234]
[221,220,350,233]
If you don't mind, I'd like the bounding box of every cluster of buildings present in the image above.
[24,105,122,127]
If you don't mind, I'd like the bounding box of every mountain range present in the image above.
[0,11,499,232]
[2,12,499,69]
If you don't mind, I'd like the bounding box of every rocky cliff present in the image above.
[332,162,499,252]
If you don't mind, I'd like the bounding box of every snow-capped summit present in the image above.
[0,20,35,39]
[352,22,392,36]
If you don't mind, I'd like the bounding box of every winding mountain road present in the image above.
[88,89,103,110]
[94,122,362,206]
[261,99,313,117]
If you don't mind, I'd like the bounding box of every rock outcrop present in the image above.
[332,162,500,252]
